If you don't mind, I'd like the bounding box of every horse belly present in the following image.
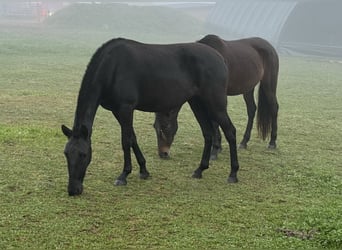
[227,60,264,95]
[136,83,195,112]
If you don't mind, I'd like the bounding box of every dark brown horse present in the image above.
[62,37,239,196]
[154,34,279,159]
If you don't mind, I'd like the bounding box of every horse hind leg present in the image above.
[213,111,239,183]
[188,99,215,179]
[239,89,256,149]
[112,107,149,186]
[268,98,278,149]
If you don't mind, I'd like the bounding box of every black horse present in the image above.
[62,38,239,196]
[154,35,279,159]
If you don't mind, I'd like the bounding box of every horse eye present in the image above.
[79,153,86,159]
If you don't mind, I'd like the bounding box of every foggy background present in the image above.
[1,0,342,58]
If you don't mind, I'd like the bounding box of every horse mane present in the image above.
[80,38,125,91]
[73,38,127,130]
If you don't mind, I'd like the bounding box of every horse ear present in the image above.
[61,125,72,138]
[80,125,89,139]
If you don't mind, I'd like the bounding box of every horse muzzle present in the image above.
[158,146,170,159]
[68,180,83,196]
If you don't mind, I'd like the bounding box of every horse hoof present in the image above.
[192,171,202,179]
[114,179,127,186]
[227,176,238,183]
[239,143,247,149]
[139,171,150,180]
[268,144,276,150]
[210,154,218,161]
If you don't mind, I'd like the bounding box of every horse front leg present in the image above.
[115,129,133,186]
[112,108,135,186]
[131,130,150,180]
[240,90,256,149]
[215,111,239,183]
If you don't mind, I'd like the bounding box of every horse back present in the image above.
[198,35,278,95]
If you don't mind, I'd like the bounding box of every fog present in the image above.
[1,0,341,58]
[1,3,341,248]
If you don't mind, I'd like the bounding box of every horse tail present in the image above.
[256,40,279,140]
[257,84,272,140]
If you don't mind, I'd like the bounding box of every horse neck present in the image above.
[73,85,100,136]
[71,40,113,136]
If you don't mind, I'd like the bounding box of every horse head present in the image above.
[61,125,92,196]
[153,110,179,159]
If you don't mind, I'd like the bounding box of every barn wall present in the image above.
[206,0,342,58]
[206,0,296,45]
[279,0,342,57]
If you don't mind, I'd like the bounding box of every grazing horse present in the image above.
[61,37,239,196]
[154,34,279,159]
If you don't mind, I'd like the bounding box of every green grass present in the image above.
[1,14,342,249]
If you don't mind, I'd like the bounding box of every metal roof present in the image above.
[207,0,297,44]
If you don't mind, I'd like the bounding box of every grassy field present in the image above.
[1,6,342,248]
